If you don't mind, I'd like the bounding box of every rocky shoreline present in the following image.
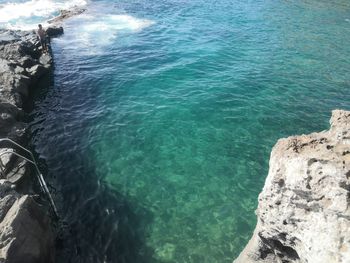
[0,27,63,263]
[234,110,350,263]
[0,9,349,263]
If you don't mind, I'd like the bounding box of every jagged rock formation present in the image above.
[48,8,86,24]
[0,183,55,263]
[234,110,350,263]
[0,28,62,263]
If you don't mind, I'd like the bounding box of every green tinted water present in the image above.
[86,0,350,261]
[28,0,350,262]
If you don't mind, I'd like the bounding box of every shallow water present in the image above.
[2,0,350,262]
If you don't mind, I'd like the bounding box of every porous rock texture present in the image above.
[0,27,62,263]
[234,110,350,263]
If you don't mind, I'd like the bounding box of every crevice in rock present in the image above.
[259,233,300,261]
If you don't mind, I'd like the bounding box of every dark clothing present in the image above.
[39,36,47,46]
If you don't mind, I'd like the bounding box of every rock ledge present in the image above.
[0,28,63,263]
[234,110,350,263]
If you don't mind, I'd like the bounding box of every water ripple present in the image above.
[29,0,350,262]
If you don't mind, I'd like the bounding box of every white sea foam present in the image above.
[0,0,87,29]
[57,13,155,55]
[81,14,154,33]
[0,0,155,54]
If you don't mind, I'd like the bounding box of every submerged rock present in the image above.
[234,110,350,263]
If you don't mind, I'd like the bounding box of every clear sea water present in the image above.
[1,0,350,262]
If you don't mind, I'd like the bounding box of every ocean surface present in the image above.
[1,0,350,262]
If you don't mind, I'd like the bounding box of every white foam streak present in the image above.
[82,14,154,33]
[59,13,155,55]
[0,0,87,29]
[109,15,154,31]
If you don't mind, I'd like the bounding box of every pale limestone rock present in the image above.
[234,110,350,263]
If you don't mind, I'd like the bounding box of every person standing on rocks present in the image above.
[37,24,48,53]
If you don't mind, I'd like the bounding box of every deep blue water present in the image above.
[2,0,350,262]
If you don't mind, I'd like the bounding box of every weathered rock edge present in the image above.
[0,27,63,263]
[234,110,350,263]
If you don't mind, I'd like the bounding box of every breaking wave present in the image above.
[0,0,87,30]
[54,13,155,55]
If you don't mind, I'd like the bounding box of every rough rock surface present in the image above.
[46,26,64,38]
[0,193,55,263]
[47,8,86,24]
[234,110,350,263]
[0,28,62,263]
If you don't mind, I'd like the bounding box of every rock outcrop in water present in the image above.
[48,8,86,24]
[234,110,350,263]
[0,27,62,263]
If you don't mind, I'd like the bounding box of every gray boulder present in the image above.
[0,26,65,263]
[0,29,58,263]
[0,31,18,45]
[27,64,48,80]
[39,53,53,68]
[45,27,64,38]
[0,180,19,222]
[17,56,35,69]
[0,195,55,263]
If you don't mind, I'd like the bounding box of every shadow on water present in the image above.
[31,149,165,263]
[53,155,160,263]
[26,70,164,263]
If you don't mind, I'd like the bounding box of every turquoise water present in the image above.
[4,0,350,262]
